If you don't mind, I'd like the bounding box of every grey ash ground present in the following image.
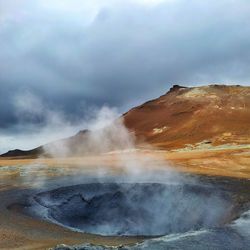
[27,183,234,236]
[11,175,250,250]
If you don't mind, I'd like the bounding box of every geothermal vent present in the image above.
[28,183,234,236]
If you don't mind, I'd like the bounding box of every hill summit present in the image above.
[123,84,250,149]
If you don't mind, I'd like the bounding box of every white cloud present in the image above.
[1,0,250,153]
[134,0,168,6]
[0,0,169,26]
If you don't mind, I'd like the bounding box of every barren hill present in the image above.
[1,84,250,157]
[123,84,250,150]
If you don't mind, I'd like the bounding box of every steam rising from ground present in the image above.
[3,91,238,241]
[39,99,177,182]
[43,106,135,158]
[0,91,131,154]
[0,90,194,186]
[0,91,83,153]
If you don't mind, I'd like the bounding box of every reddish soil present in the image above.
[124,84,250,150]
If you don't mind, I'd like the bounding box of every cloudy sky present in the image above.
[0,0,250,153]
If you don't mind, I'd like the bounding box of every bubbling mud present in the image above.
[28,182,235,236]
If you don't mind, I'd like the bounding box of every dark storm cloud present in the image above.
[0,0,250,151]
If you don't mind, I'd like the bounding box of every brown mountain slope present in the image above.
[1,84,250,157]
[123,84,250,150]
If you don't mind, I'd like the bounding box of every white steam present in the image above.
[0,91,84,154]
[1,90,179,185]
[1,92,128,154]
[42,106,135,157]
[1,91,238,242]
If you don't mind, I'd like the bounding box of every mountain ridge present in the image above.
[1,84,250,157]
